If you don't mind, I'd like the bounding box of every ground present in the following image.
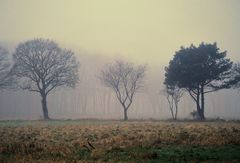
[0,120,240,162]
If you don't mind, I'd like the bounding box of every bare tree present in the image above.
[11,39,79,120]
[163,85,183,120]
[99,60,146,120]
[0,47,14,90]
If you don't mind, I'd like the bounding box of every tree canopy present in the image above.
[164,42,232,120]
[12,39,79,119]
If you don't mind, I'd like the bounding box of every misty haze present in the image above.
[1,54,240,120]
[0,0,240,162]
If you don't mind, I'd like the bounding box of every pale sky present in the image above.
[0,0,239,65]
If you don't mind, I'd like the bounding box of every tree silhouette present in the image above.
[12,39,79,120]
[164,42,232,120]
[163,85,183,120]
[99,60,146,120]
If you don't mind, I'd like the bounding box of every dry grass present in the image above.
[0,120,240,162]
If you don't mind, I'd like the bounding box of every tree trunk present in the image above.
[41,94,50,120]
[189,88,205,120]
[174,101,178,120]
[167,95,175,120]
[193,87,204,120]
[171,109,175,120]
[196,101,205,120]
[196,100,202,120]
[123,108,128,121]
[200,85,205,120]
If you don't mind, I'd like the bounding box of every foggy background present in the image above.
[0,49,239,120]
[0,0,240,120]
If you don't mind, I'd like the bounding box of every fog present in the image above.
[0,49,239,120]
[0,0,240,120]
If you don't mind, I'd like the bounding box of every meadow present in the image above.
[0,120,240,162]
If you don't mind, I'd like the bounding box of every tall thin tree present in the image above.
[164,85,183,120]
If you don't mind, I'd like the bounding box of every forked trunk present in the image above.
[196,100,205,120]
[195,87,205,120]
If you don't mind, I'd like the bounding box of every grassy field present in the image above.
[0,120,240,162]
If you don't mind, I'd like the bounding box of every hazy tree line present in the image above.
[0,39,239,120]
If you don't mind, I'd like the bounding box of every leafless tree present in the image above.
[11,39,79,120]
[164,85,183,120]
[99,60,146,120]
[0,47,14,90]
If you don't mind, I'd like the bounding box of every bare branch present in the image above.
[11,39,80,119]
[164,85,184,120]
[99,60,146,120]
[12,39,80,96]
